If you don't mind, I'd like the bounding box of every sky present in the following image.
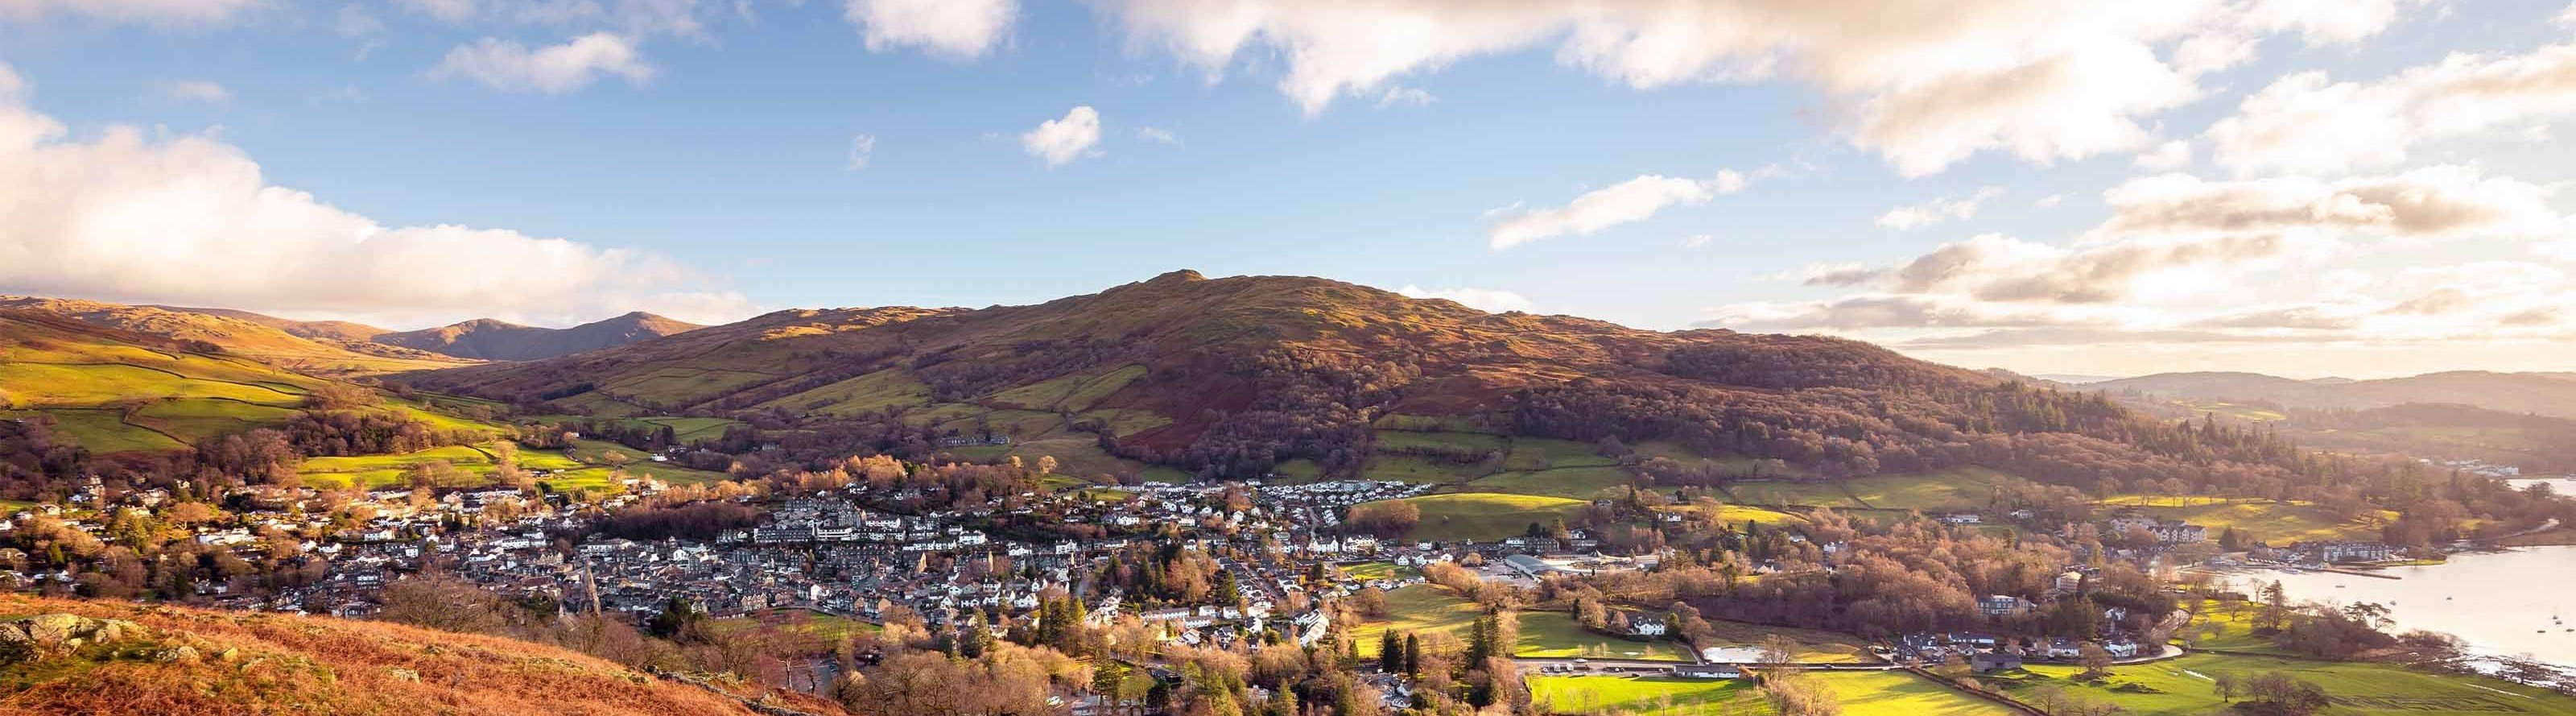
[6,1,2576,379]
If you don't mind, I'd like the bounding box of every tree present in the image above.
[648,594,704,639]
[2076,642,2112,680]
[1402,632,1421,677]
[1379,630,1402,672]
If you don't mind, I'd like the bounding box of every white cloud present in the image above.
[1703,164,2576,350]
[151,80,230,104]
[845,0,1015,59]
[431,33,655,94]
[1096,1,2405,176]
[1021,106,1101,167]
[1679,234,1712,249]
[2132,139,2192,171]
[1397,285,1531,313]
[2210,43,2576,175]
[2037,193,2066,208]
[845,133,875,170]
[0,62,750,328]
[398,0,709,37]
[1488,171,1747,250]
[1876,186,2004,230]
[1135,126,1181,145]
[0,0,262,26]
[1377,86,1435,108]
[398,0,477,23]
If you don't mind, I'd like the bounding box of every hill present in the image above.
[2090,370,2576,419]
[146,304,389,342]
[0,297,473,377]
[416,270,2325,495]
[0,594,824,716]
[375,312,704,361]
[0,309,499,460]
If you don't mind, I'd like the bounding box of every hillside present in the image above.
[0,594,824,716]
[2090,370,2576,419]
[0,297,473,377]
[0,309,497,457]
[375,312,704,361]
[417,271,2309,492]
[147,304,389,342]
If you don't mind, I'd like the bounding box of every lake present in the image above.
[2508,477,2576,496]
[2230,546,2576,665]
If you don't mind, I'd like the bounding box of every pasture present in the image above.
[1983,652,2576,715]
[1464,466,1633,500]
[1350,585,1481,658]
[1373,493,1591,541]
[1513,610,1691,661]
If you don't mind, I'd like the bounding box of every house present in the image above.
[1502,554,1555,578]
[1627,615,1668,638]
[1978,594,2032,616]
[1940,513,1983,524]
[2318,542,2396,562]
[1970,652,2024,673]
[1673,664,1742,679]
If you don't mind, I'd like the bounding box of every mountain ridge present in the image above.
[374,311,704,361]
[2089,370,2576,419]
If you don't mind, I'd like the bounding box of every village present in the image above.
[0,453,2427,702]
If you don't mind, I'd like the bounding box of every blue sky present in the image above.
[6,0,2576,378]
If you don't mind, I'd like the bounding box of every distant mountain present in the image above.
[2030,373,2125,385]
[0,594,817,715]
[2089,370,2576,420]
[147,304,388,342]
[374,312,702,361]
[417,269,2316,485]
[0,296,472,376]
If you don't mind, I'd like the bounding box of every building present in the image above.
[1970,652,2024,673]
[2318,541,2396,562]
[1673,664,1742,679]
[1978,594,2032,616]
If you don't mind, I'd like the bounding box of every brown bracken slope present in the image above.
[0,594,828,716]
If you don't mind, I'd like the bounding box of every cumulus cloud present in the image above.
[0,62,749,328]
[1876,186,2003,230]
[2210,43,2576,174]
[1488,171,1746,250]
[0,0,262,26]
[432,33,655,94]
[1021,106,1102,167]
[1096,1,2403,175]
[845,0,1015,59]
[1706,165,2576,352]
[151,80,230,104]
[1397,285,1531,313]
[2133,139,2192,171]
[2089,167,2564,241]
[1135,126,1181,145]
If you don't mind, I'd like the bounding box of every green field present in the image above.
[2108,499,2392,544]
[1671,503,1808,528]
[2177,598,2293,656]
[709,608,879,644]
[1504,437,1621,471]
[1377,428,1509,455]
[1728,480,1862,508]
[1371,413,1505,433]
[1530,676,1765,715]
[298,445,499,488]
[984,365,1145,412]
[1464,466,1634,500]
[1351,585,1482,658]
[567,440,728,485]
[1983,652,2576,715]
[1514,610,1691,661]
[1839,467,2018,511]
[1823,671,2013,714]
[1373,493,1591,541]
[1360,453,1491,485]
[1533,671,2010,716]
[1339,561,1418,581]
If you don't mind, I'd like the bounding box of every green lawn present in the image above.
[1666,503,1807,528]
[6,409,184,453]
[2176,598,2292,656]
[1530,676,1765,716]
[984,365,1146,412]
[1982,652,2576,715]
[1514,610,1691,661]
[1351,586,1482,658]
[1463,466,1633,500]
[1696,619,1877,664]
[1841,467,2020,511]
[1373,493,1591,541]
[1339,561,1418,581]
